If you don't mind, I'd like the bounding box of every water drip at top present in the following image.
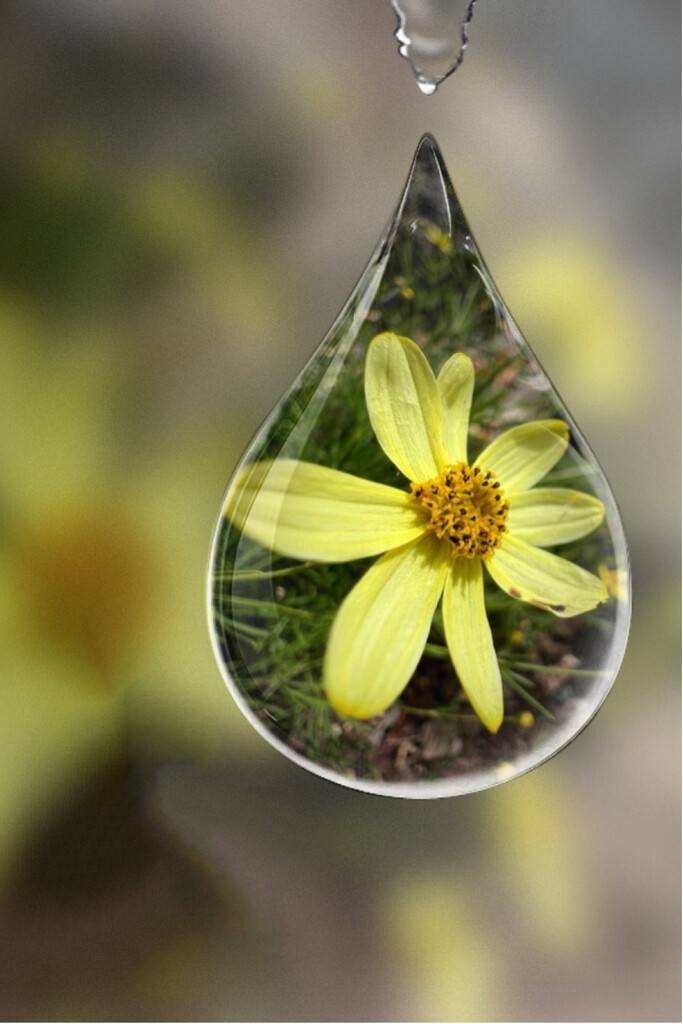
[208,135,630,798]
[390,0,479,94]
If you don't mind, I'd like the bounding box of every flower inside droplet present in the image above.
[410,462,509,559]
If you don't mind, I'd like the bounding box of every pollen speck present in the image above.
[410,462,509,559]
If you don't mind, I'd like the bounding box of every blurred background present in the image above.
[0,0,679,1020]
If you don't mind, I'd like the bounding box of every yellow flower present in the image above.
[226,333,607,732]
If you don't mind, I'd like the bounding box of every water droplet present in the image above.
[390,0,479,94]
[208,135,631,797]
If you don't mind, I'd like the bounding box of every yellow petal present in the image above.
[442,558,503,733]
[323,533,449,718]
[486,534,608,617]
[225,459,426,562]
[437,352,474,464]
[365,332,445,482]
[508,488,605,547]
[475,420,569,493]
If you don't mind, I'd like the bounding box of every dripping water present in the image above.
[389,0,479,94]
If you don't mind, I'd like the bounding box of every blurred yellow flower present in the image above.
[425,223,453,253]
[227,333,607,732]
[598,563,629,602]
[499,235,645,415]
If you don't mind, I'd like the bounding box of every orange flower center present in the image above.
[410,462,509,559]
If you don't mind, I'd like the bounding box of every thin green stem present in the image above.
[501,659,610,678]
[401,704,479,721]
[424,642,451,660]
[215,561,318,582]
[501,669,555,722]
[227,595,319,620]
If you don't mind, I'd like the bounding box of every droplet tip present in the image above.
[414,132,440,157]
[417,78,438,96]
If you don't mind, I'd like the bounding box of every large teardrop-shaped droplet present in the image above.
[208,135,630,797]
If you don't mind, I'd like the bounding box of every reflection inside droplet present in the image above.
[390,0,479,94]
[208,135,630,798]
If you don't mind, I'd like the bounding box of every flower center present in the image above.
[410,462,509,559]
